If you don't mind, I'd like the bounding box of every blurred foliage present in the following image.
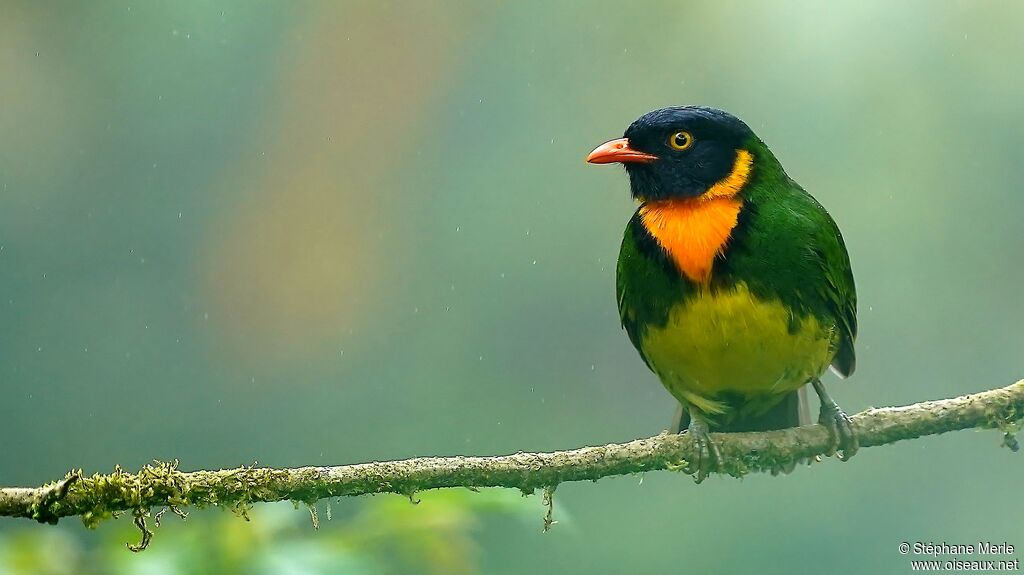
[0,491,537,575]
[2,0,1023,573]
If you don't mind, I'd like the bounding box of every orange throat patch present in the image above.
[638,150,753,284]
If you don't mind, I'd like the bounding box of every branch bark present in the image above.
[2,381,1021,535]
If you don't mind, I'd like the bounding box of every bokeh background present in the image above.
[2,1,1023,573]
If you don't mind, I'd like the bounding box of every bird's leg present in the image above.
[681,410,722,483]
[811,378,858,461]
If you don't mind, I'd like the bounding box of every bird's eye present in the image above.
[668,131,694,151]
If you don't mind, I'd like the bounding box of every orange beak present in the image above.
[586,138,658,164]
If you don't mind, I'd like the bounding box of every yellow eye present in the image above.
[668,131,694,151]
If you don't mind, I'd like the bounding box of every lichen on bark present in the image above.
[0,380,1020,551]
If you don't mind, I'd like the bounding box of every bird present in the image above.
[587,106,858,479]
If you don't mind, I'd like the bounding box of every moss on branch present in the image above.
[1,380,1021,549]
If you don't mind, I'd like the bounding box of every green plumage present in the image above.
[616,136,857,430]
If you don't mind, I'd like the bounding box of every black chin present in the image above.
[625,164,706,202]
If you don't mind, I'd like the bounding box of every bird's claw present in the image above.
[819,403,858,461]
[682,419,722,482]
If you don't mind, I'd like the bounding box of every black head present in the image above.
[587,106,756,201]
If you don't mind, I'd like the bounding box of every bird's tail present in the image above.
[717,386,812,433]
[673,387,813,434]
[670,387,813,475]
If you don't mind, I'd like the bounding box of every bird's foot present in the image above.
[682,417,722,483]
[818,402,858,461]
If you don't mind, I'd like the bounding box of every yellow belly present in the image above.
[640,282,836,417]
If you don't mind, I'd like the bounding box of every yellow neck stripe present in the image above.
[639,149,754,283]
[703,149,754,200]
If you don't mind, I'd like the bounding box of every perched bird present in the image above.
[587,106,858,477]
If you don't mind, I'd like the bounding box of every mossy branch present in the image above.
[2,380,1021,546]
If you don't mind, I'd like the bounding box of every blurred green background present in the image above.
[2,1,1023,573]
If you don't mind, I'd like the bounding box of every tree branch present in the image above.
[3,381,1021,535]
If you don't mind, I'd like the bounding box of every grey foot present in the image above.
[811,378,859,461]
[683,416,722,482]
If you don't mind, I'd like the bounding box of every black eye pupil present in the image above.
[674,133,688,147]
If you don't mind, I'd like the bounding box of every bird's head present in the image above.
[587,106,759,202]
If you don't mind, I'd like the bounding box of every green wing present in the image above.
[810,201,858,376]
[615,210,692,371]
[615,217,653,370]
[750,185,858,377]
